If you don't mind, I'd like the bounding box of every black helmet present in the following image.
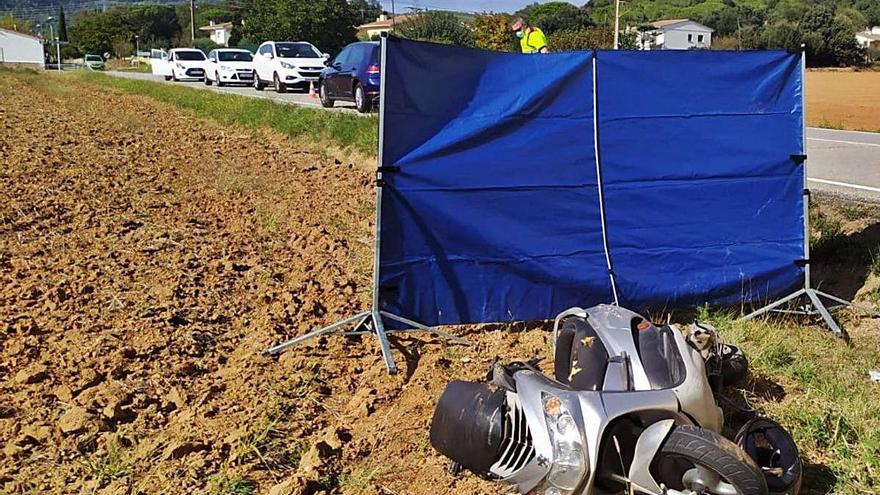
[735,418,802,495]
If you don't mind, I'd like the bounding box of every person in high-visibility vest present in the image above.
[510,17,549,54]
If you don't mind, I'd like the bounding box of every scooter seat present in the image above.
[555,317,609,390]
[555,315,687,391]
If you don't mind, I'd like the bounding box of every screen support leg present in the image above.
[261,310,469,374]
[740,47,878,339]
[261,33,468,374]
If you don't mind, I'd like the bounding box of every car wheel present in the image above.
[319,81,334,108]
[254,72,265,91]
[274,72,286,93]
[171,69,178,82]
[354,83,371,113]
[164,75,172,81]
[204,72,212,85]
[215,72,224,87]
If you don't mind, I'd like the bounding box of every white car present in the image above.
[204,48,255,87]
[252,41,329,93]
[151,48,208,82]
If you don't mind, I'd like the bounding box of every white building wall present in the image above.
[0,29,44,65]
[210,29,231,47]
[662,27,712,50]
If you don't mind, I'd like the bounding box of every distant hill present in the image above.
[0,0,184,23]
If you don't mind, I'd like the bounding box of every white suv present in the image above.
[151,48,208,81]
[204,48,255,87]
[252,41,328,93]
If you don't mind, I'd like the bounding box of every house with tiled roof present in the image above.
[356,13,420,40]
[637,18,714,50]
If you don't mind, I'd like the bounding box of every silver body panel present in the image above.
[504,305,723,494]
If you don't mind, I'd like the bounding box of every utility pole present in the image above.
[135,35,140,67]
[613,0,620,49]
[190,0,196,43]
[56,37,61,72]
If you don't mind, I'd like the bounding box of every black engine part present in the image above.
[429,380,505,476]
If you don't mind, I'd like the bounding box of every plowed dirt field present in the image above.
[0,71,531,494]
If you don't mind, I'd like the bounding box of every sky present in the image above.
[378,0,589,15]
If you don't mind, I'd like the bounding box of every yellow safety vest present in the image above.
[520,27,548,54]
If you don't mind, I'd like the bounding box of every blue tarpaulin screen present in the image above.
[598,50,804,308]
[379,37,804,326]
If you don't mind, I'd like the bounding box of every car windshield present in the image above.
[218,51,253,62]
[275,43,320,58]
[176,51,206,61]
[85,55,102,62]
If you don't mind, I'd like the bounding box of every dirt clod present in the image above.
[161,441,209,460]
[14,365,48,385]
[57,406,93,435]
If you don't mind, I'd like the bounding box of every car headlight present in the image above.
[220,65,232,71]
[175,63,184,69]
[279,61,294,70]
[541,393,587,494]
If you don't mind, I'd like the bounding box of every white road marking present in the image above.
[807,137,880,148]
[808,178,880,194]
[809,127,880,136]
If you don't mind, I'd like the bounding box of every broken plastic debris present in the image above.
[869,369,880,383]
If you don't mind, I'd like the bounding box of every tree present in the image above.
[58,5,68,42]
[827,19,865,66]
[0,13,33,34]
[515,1,592,34]
[175,2,193,44]
[195,4,238,31]
[69,5,182,55]
[473,13,515,52]
[349,0,383,25]
[549,27,613,51]
[69,10,127,55]
[396,11,474,47]
[854,0,880,27]
[239,0,358,53]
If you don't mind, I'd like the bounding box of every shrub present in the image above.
[548,27,612,52]
[396,11,474,47]
[193,37,221,52]
[474,13,516,52]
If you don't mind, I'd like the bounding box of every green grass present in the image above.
[73,72,378,156]
[338,467,383,495]
[207,471,254,495]
[870,249,880,277]
[697,307,880,494]
[78,435,131,486]
[810,206,850,259]
[817,119,846,131]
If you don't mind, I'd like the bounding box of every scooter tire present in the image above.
[655,425,768,495]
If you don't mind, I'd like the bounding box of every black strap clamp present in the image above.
[790,154,807,164]
[795,259,810,267]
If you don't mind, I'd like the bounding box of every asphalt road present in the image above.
[106,70,880,201]
[105,70,362,113]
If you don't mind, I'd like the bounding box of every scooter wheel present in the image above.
[653,425,768,495]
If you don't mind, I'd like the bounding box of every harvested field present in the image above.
[806,70,880,132]
[2,69,880,495]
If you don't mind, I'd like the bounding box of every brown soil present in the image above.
[806,71,880,132]
[0,72,532,494]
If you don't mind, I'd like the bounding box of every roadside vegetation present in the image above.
[72,71,377,156]
[695,308,880,494]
